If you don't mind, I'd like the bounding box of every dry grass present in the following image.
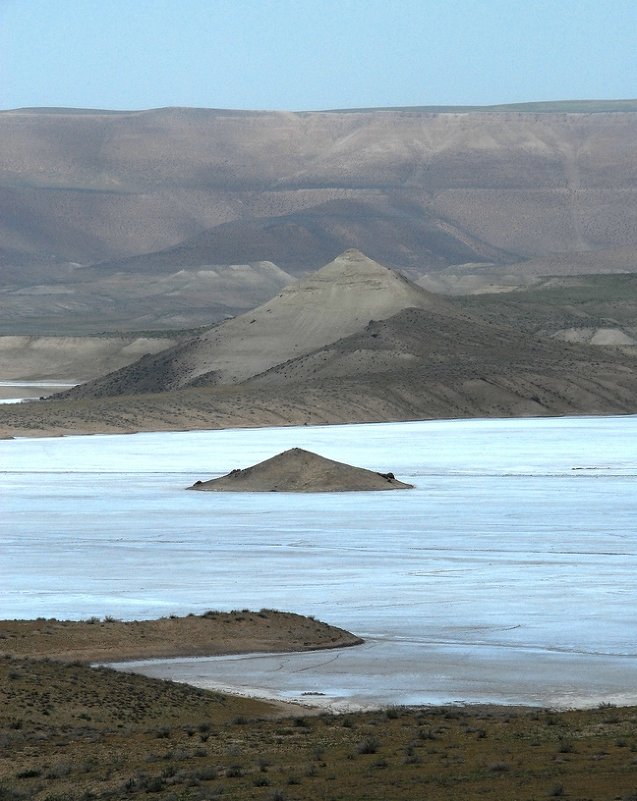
[0,610,362,663]
[1,613,636,799]
[2,654,637,801]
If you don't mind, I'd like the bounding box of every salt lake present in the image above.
[2,415,636,709]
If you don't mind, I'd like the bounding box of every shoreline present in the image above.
[5,617,637,717]
[0,611,363,665]
[0,612,365,717]
[3,408,635,442]
[5,419,636,716]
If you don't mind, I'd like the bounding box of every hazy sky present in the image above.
[1,0,635,111]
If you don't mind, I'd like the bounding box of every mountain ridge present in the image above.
[2,104,635,271]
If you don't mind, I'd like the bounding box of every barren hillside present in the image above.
[56,250,465,397]
[2,104,636,271]
[4,251,637,438]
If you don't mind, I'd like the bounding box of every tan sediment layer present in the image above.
[0,610,363,664]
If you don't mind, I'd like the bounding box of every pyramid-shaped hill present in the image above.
[57,250,465,398]
[188,448,414,493]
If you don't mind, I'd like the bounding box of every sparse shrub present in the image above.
[356,736,379,755]
[195,766,217,781]
[45,764,72,779]
[141,775,164,793]
[16,769,41,779]
[558,738,574,753]
[0,783,29,801]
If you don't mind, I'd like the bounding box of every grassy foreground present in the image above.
[1,613,637,800]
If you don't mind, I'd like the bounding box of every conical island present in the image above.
[188,447,413,493]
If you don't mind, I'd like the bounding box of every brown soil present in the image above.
[0,610,363,664]
[189,447,413,492]
[2,654,637,801]
[2,612,637,800]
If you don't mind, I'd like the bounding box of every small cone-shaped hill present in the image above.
[56,250,463,399]
[188,448,413,492]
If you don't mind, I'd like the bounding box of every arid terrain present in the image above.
[2,101,637,334]
[0,611,362,664]
[2,612,637,801]
[2,249,637,438]
[3,103,637,799]
[2,102,637,437]
[188,447,413,492]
